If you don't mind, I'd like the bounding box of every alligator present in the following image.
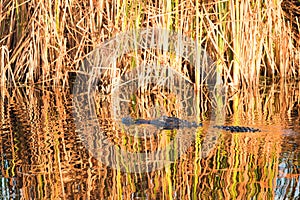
[121,116,261,132]
[122,116,201,130]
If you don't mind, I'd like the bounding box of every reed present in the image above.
[0,0,299,88]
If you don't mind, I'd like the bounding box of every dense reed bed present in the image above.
[0,0,299,88]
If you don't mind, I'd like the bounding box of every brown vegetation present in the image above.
[0,0,299,87]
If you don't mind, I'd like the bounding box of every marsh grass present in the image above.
[0,0,299,89]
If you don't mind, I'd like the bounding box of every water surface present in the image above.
[0,83,299,199]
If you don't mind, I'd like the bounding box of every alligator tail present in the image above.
[213,125,261,132]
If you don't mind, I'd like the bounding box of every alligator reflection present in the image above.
[0,81,299,199]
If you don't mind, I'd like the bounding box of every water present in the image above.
[0,83,299,199]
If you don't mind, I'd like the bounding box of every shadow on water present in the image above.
[0,79,299,199]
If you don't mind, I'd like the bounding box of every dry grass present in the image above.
[0,0,299,88]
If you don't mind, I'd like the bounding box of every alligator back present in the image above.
[121,116,202,130]
[213,125,261,132]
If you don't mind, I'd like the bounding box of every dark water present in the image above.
[0,84,299,199]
